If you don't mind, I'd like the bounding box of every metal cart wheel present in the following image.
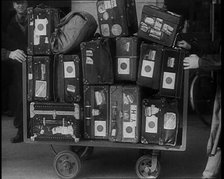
[70,146,94,160]
[135,154,161,179]
[53,150,81,179]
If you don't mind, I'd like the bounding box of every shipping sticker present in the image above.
[67,85,76,93]
[34,34,40,45]
[118,58,130,75]
[149,28,162,39]
[140,25,149,33]
[123,94,129,105]
[141,60,154,78]
[154,18,163,31]
[103,12,109,20]
[95,121,106,137]
[28,73,33,80]
[130,105,137,122]
[64,61,76,78]
[111,24,122,36]
[101,24,110,37]
[98,2,106,13]
[167,57,175,68]
[123,122,135,138]
[35,80,47,98]
[111,128,116,136]
[92,109,100,116]
[111,0,117,8]
[41,64,46,80]
[104,0,112,9]
[145,105,159,117]
[95,91,105,105]
[162,72,176,89]
[127,94,134,104]
[164,112,176,130]
[34,18,48,36]
[145,115,158,133]
[144,17,155,26]
[162,24,174,36]
[52,125,74,135]
[86,50,93,57]
[86,57,94,65]
[45,37,49,44]
[148,50,156,61]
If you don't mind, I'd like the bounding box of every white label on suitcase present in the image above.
[145,115,158,133]
[148,50,156,61]
[34,34,40,45]
[64,62,76,78]
[95,91,106,105]
[141,60,154,78]
[118,58,130,75]
[111,0,117,8]
[162,72,176,89]
[164,112,176,130]
[154,18,163,31]
[86,57,94,64]
[34,18,48,36]
[52,125,74,135]
[101,24,110,37]
[130,105,137,122]
[104,1,112,9]
[167,57,175,68]
[145,105,160,117]
[35,80,47,98]
[95,121,106,137]
[123,122,135,138]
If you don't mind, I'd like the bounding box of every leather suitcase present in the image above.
[141,98,179,146]
[159,48,185,98]
[83,85,110,139]
[109,85,140,143]
[27,6,59,55]
[80,38,114,85]
[96,0,138,38]
[137,43,163,89]
[27,56,53,101]
[30,102,81,142]
[115,37,139,81]
[138,5,182,47]
[54,54,82,103]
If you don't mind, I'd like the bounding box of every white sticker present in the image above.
[123,94,129,105]
[98,3,106,13]
[145,115,158,133]
[145,105,160,117]
[111,0,117,8]
[34,18,48,36]
[148,50,156,61]
[167,57,175,68]
[130,105,137,122]
[104,1,112,9]
[52,125,74,135]
[118,58,130,74]
[150,28,162,38]
[95,121,106,137]
[162,72,176,89]
[45,37,49,44]
[28,73,33,80]
[154,18,163,31]
[111,128,116,136]
[164,112,176,130]
[35,80,47,98]
[95,91,105,105]
[86,50,93,57]
[86,57,94,64]
[101,24,110,37]
[64,62,76,78]
[144,17,154,25]
[111,24,122,36]
[92,109,100,116]
[162,24,174,36]
[103,12,109,20]
[141,60,154,78]
[123,122,135,138]
[67,85,76,93]
[34,34,40,45]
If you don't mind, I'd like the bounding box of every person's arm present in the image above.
[1,48,11,60]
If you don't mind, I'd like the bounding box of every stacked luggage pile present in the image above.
[26,0,186,148]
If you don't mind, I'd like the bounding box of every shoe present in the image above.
[10,134,23,143]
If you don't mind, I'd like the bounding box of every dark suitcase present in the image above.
[84,85,110,139]
[30,102,81,142]
[54,54,82,103]
[137,43,163,89]
[115,37,139,81]
[109,85,140,143]
[159,48,185,98]
[27,6,59,55]
[141,98,179,146]
[138,5,182,47]
[96,0,138,38]
[27,56,53,101]
[80,38,114,85]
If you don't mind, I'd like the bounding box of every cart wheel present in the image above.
[135,155,161,179]
[53,150,81,179]
[70,146,94,160]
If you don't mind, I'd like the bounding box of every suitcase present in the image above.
[96,0,138,38]
[80,38,114,85]
[54,54,82,103]
[83,85,110,139]
[159,48,185,98]
[115,37,139,81]
[30,102,81,142]
[109,85,140,143]
[137,43,163,89]
[27,6,59,55]
[138,5,182,47]
[27,56,53,101]
[141,98,179,146]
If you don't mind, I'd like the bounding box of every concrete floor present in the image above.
[2,114,212,179]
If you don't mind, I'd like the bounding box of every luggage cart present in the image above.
[22,62,189,179]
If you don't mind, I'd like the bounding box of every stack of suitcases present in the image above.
[26,0,186,147]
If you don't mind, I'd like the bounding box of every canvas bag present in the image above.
[51,11,98,54]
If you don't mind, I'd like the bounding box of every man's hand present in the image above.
[177,40,191,50]
[9,49,27,63]
[183,54,199,70]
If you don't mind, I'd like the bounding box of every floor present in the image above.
[2,113,213,179]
